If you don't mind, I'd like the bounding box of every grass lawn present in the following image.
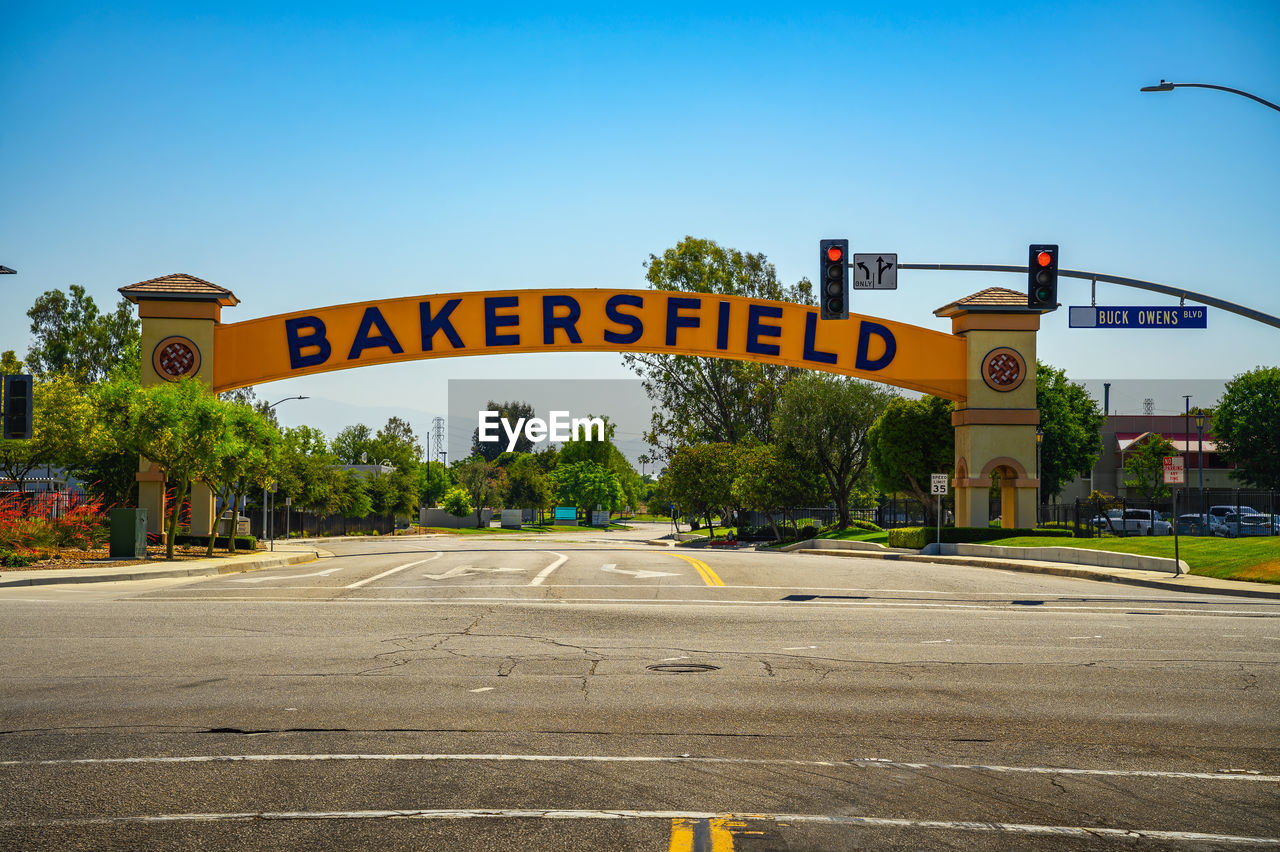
[753,528,890,548]
[981,535,1280,584]
[819,529,891,545]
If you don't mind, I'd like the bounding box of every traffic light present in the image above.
[820,239,849,320]
[1027,244,1059,309]
[2,374,33,440]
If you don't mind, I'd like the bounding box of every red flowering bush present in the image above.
[0,492,108,566]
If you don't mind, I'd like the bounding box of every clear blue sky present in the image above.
[3,1,1278,456]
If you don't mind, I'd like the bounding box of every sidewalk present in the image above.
[783,541,1280,600]
[0,542,329,588]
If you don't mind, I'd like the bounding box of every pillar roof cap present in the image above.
[119,273,239,306]
[934,287,1041,317]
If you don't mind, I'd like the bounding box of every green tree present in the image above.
[0,374,101,492]
[867,395,955,524]
[505,456,554,520]
[204,403,279,555]
[417,459,454,507]
[365,467,418,516]
[454,457,506,527]
[441,486,473,521]
[731,443,827,541]
[665,443,737,537]
[336,470,374,519]
[471,400,537,461]
[25,285,140,383]
[647,474,678,523]
[370,416,423,471]
[773,374,895,528]
[331,424,374,465]
[1036,361,1104,500]
[553,461,624,520]
[276,425,349,518]
[98,378,228,559]
[558,415,641,512]
[622,237,814,457]
[1213,366,1280,489]
[1,351,23,374]
[1123,434,1177,501]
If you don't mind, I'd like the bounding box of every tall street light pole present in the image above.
[1195,413,1205,524]
[263,396,308,549]
[1140,80,1280,113]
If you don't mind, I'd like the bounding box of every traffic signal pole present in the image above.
[898,263,1280,330]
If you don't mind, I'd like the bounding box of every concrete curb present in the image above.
[785,538,1279,599]
[925,542,1190,575]
[0,547,327,588]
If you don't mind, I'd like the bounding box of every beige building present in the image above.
[1057,413,1234,503]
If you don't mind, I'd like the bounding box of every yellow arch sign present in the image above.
[212,288,967,401]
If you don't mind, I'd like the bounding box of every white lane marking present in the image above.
[137,594,1280,616]
[468,687,495,693]
[7,809,1277,844]
[1069,635,1103,639]
[600,563,678,579]
[343,554,440,589]
[528,552,568,586]
[921,639,953,644]
[424,566,526,581]
[4,753,1274,782]
[232,567,343,584]
[784,646,818,650]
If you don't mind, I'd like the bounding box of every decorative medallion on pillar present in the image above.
[152,335,202,381]
[981,346,1027,392]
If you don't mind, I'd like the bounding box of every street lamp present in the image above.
[1140,80,1280,113]
[263,395,308,549]
[1195,413,1205,524]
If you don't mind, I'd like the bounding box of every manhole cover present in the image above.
[646,663,720,674]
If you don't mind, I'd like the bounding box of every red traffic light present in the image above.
[826,245,843,262]
[1036,250,1053,267]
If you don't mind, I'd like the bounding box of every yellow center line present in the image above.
[672,553,725,587]
[669,817,736,850]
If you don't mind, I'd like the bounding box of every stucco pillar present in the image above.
[119,275,239,536]
[934,289,1043,530]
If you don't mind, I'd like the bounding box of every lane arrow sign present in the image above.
[600,563,679,580]
[423,565,528,581]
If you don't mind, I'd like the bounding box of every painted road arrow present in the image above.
[423,565,528,581]
[600,563,678,580]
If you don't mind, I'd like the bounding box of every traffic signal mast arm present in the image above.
[897,263,1280,329]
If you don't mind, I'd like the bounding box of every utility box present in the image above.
[218,512,250,536]
[109,508,148,558]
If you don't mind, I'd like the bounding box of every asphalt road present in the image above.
[2,524,1277,851]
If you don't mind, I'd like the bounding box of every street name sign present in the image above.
[1163,455,1185,485]
[931,473,948,495]
[1068,305,1208,329]
[852,254,898,290]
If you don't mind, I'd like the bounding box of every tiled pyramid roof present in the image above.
[934,287,1038,316]
[119,273,239,305]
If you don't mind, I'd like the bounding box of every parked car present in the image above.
[1090,509,1124,533]
[1208,504,1261,522]
[1119,509,1173,536]
[1225,513,1279,537]
[1174,513,1229,537]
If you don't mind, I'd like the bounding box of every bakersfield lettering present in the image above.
[284,293,899,374]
